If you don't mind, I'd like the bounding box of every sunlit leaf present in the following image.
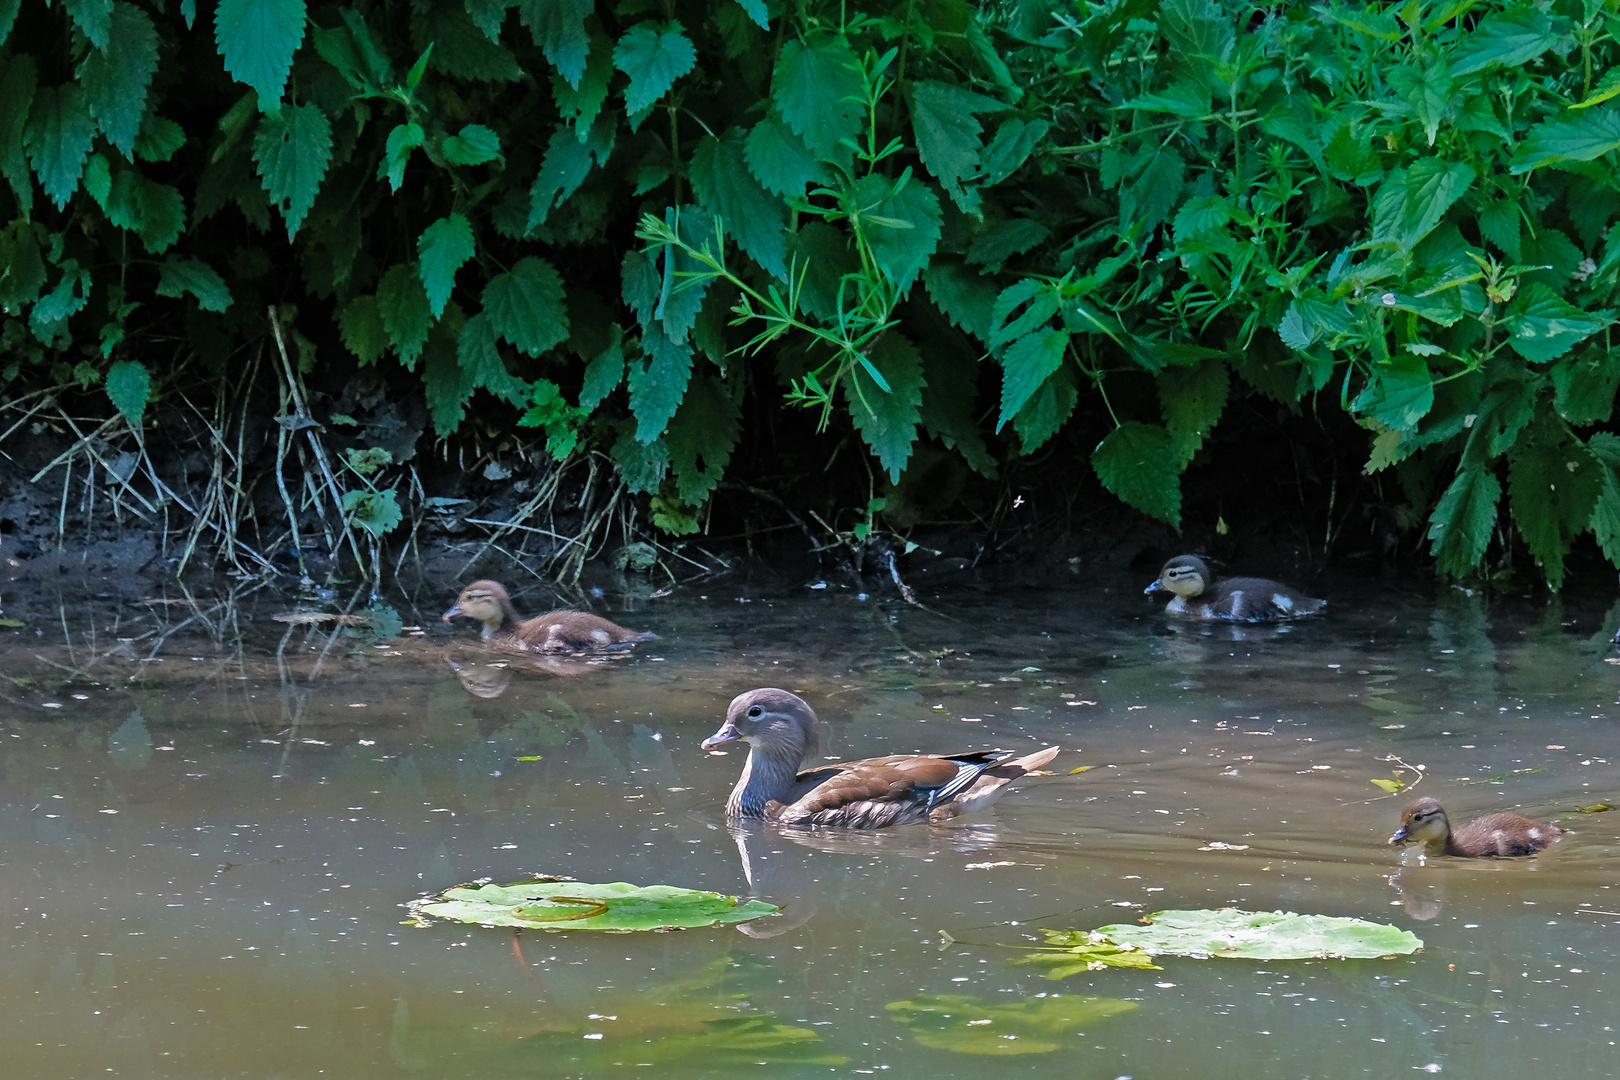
[1088,909,1422,961]
[409,876,778,931]
[1369,777,1407,793]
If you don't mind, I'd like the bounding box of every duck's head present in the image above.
[702,688,821,765]
[1389,796,1450,846]
[1146,555,1212,599]
[443,580,511,631]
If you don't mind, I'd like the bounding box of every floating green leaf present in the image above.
[887,993,1137,1056]
[409,876,778,931]
[1084,909,1422,961]
[1370,777,1408,794]
[1008,929,1163,976]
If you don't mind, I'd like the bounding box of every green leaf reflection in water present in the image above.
[886,992,1136,1055]
[395,956,846,1070]
[408,876,778,932]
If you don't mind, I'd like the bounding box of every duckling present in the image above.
[1144,554,1324,622]
[1388,796,1562,858]
[442,580,656,653]
[701,688,1060,828]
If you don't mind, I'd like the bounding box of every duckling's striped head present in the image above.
[443,580,511,633]
[1389,796,1450,847]
[1146,555,1212,599]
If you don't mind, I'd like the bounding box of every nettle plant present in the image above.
[0,0,1617,585]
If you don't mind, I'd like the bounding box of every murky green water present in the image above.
[5,573,1620,1078]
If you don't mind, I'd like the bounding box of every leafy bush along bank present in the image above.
[1,0,1618,585]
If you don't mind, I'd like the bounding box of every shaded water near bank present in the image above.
[5,570,1620,1078]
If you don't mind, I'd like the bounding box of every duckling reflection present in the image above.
[1386,865,1446,921]
[446,658,512,699]
[444,650,635,699]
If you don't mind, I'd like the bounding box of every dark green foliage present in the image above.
[2,0,1619,585]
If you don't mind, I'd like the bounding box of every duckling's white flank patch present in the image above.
[1273,592,1293,611]
[1529,827,1542,840]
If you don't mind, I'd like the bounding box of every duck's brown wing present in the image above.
[522,611,655,652]
[771,750,1042,828]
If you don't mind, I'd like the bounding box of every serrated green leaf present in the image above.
[744,111,823,197]
[772,39,862,158]
[857,172,941,297]
[1588,432,1620,565]
[846,333,926,483]
[1399,159,1474,249]
[64,0,113,48]
[1323,123,1382,186]
[919,345,997,478]
[421,324,467,435]
[966,218,1050,272]
[1120,148,1183,234]
[338,294,387,365]
[343,487,402,537]
[104,358,150,427]
[550,31,613,133]
[989,278,1061,349]
[527,119,613,229]
[0,0,18,44]
[611,428,668,493]
[214,0,307,109]
[1160,358,1229,465]
[628,323,693,443]
[651,205,715,343]
[1511,106,1620,174]
[377,262,432,368]
[690,129,788,279]
[1503,284,1614,363]
[1508,416,1602,590]
[30,260,90,341]
[1351,356,1434,430]
[0,219,45,313]
[1552,350,1620,425]
[923,257,997,344]
[783,221,858,322]
[441,123,501,165]
[24,83,96,210]
[579,325,625,409]
[458,311,528,406]
[463,0,504,40]
[134,178,184,253]
[1388,61,1453,147]
[665,373,740,504]
[379,121,422,192]
[1574,67,1620,111]
[979,117,1048,186]
[134,115,185,163]
[0,54,37,209]
[909,80,1004,212]
[1092,421,1181,528]
[733,0,768,29]
[417,214,474,318]
[997,329,1069,430]
[1450,7,1563,76]
[78,2,159,158]
[521,0,592,87]
[613,21,696,114]
[156,258,231,312]
[253,103,332,240]
[483,257,568,358]
[414,4,521,81]
[1477,200,1521,260]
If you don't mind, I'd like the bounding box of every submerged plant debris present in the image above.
[886,993,1137,1055]
[407,876,778,932]
[1012,909,1421,973]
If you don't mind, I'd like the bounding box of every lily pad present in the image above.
[408,876,778,932]
[1094,909,1422,961]
[887,993,1136,1055]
